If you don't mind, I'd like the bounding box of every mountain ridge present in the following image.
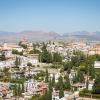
[0,31,100,42]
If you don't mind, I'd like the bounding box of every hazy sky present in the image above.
[0,0,100,33]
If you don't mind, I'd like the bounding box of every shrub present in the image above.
[79,89,100,99]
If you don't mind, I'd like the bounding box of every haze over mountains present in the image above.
[0,31,100,42]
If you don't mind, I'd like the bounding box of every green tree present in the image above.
[45,69,49,83]
[18,84,21,96]
[27,62,32,78]
[0,52,6,61]
[15,57,21,67]
[3,68,10,76]
[40,43,52,63]
[86,78,89,90]
[21,44,27,49]
[53,52,62,63]
[58,76,64,98]
[12,49,23,55]
[37,91,48,100]
[18,57,21,65]
[21,81,24,93]
[48,78,53,100]
[63,62,72,74]
[52,74,55,87]
[71,56,80,67]
[89,63,95,79]
[14,83,17,96]
[71,51,86,67]
[15,57,19,67]
[93,73,100,94]
[64,74,71,90]
[77,70,85,83]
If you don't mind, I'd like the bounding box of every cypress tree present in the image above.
[52,74,55,87]
[89,64,95,79]
[15,57,19,67]
[18,84,21,96]
[58,76,64,98]
[86,78,89,90]
[48,77,53,100]
[18,57,21,66]
[40,43,52,63]
[45,69,49,83]
[14,83,17,96]
[22,82,24,93]
[64,74,71,90]
[77,70,85,83]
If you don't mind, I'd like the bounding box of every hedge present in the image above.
[79,89,100,99]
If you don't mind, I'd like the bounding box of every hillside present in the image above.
[0,31,100,42]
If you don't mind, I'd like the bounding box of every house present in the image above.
[72,83,85,91]
[11,70,24,79]
[23,80,47,99]
[69,70,76,84]
[52,90,59,100]
[59,91,78,100]
[24,79,47,96]
[37,81,47,95]
[89,44,100,55]
[0,59,15,70]
[0,83,13,98]
[2,43,24,52]
[19,56,39,67]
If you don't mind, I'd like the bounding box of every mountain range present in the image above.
[0,31,100,42]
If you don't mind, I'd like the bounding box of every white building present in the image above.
[94,61,100,69]
[52,90,59,100]
[88,81,94,90]
[0,60,15,70]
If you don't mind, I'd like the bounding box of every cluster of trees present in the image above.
[12,49,23,55]
[72,51,100,95]
[13,83,24,96]
[30,69,54,100]
[0,52,6,61]
[71,51,86,67]
[0,68,11,82]
[63,51,96,79]
[61,51,100,95]
[73,70,85,83]
[55,76,64,98]
[39,44,62,63]
[93,73,100,94]
[31,69,68,100]
[55,75,71,97]
[34,74,71,100]
[19,42,27,49]
[63,62,72,74]
[31,70,53,100]
[11,79,25,97]
[29,44,40,54]
[33,70,46,81]
[79,73,100,98]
